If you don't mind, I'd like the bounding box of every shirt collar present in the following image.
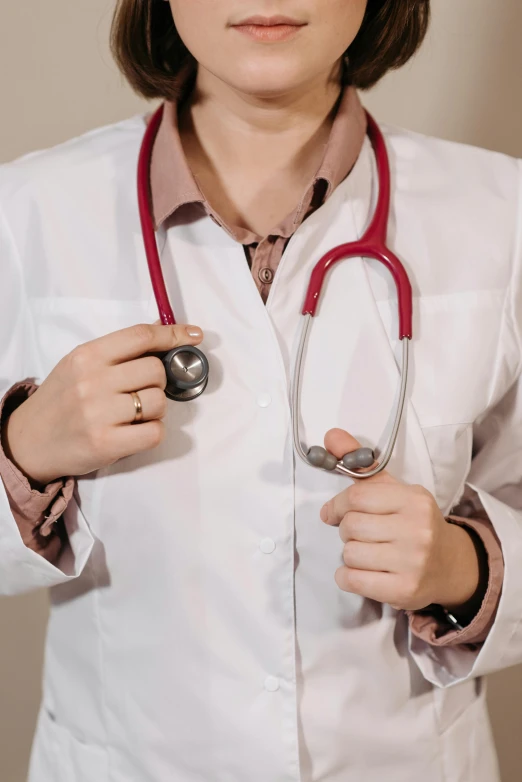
[149,82,368,242]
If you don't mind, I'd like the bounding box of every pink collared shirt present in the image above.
[0,83,503,647]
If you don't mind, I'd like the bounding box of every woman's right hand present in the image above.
[1,321,204,487]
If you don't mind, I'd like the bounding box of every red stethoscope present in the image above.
[137,103,412,478]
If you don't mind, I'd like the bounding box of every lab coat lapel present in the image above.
[267,136,435,494]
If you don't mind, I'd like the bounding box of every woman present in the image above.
[0,1,521,780]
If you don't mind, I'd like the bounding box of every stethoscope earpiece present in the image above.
[341,447,375,470]
[306,445,375,473]
[162,345,209,402]
[307,446,339,471]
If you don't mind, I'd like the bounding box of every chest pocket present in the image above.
[378,289,507,428]
[419,422,473,514]
[30,297,153,375]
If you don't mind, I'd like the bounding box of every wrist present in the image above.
[446,522,490,625]
[433,522,482,613]
[1,407,55,489]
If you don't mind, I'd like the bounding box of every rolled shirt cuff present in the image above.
[0,379,75,562]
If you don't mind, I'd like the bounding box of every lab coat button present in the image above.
[259,538,276,554]
[257,393,272,408]
[264,676,280,692]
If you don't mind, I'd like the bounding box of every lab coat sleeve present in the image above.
[409,162,522,687]
[0,205,95,596]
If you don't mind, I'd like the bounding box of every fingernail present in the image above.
[320,503,329,523]
[185,326,202,338]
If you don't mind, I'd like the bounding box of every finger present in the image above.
[334,566,402,603]
[342,541,397,572]
[88,387,168,427]
[116,386,168,425]
[324,428,397,484]
[89,322,204,366]
[323,482,407,526]
[109,355,167,393]
[339,512,399,543]
[107,418,167,461]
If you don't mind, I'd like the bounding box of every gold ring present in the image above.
[130,391,143,423]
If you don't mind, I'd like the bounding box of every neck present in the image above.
[180,63,343,173]
[177,63,344,235]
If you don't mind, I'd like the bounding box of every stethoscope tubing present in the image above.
[138,102,210,401]
[301,113,412,341]
[137,102,175,326]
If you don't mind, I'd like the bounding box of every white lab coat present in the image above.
[0,113,521,782]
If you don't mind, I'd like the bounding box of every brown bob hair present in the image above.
[110,0,430,101]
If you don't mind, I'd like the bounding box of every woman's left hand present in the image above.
[320,428,481,612]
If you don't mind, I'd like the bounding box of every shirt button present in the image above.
[264,676,280,692]
[257,393,272,408]
[258,267,274,284]
[259,538,276,554]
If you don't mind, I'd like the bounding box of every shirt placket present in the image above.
[249,235,288,304]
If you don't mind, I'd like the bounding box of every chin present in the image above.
[219,56,314,98]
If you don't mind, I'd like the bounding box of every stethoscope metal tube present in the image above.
[137,103,413,476]
[291,315,410,478]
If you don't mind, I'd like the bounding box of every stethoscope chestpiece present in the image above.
[162,345,209,402]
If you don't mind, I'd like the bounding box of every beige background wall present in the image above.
[0,1,521,780]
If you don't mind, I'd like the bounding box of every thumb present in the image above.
[324,427,397,484]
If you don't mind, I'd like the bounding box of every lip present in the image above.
[234,15,306,27]
[231,15,307,42]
